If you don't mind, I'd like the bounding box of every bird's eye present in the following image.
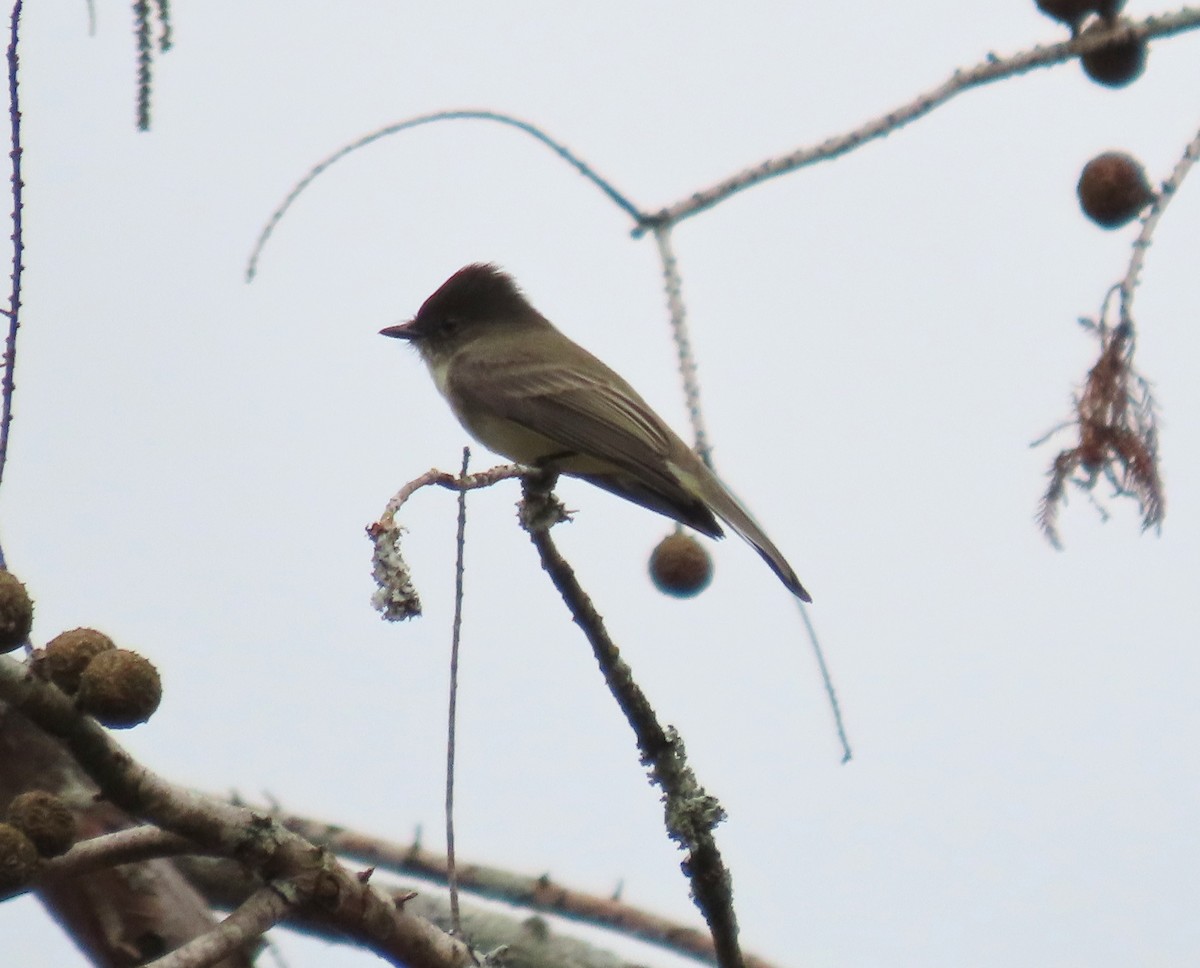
[440,316,460,336]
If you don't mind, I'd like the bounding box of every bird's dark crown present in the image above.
[409,263,535,339]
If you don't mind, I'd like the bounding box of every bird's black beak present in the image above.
[380,319,419,340]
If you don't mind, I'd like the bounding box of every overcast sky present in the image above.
[3,2,1199,966]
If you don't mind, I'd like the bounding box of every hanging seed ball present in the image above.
[41,628,116,695]
[0,571,33,653]
[7,791,76,858]
[76,649,162,728]
[649,532,714,599]
[1078,152,1154,228]
[0,823,39,892]
[1081,21,1147,88]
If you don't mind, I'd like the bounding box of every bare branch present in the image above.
[653,226,712,467]
[31,826,198,885]
[0,0,25,533]
[1120,119,1200,325]
[375,463,521,533]
[132,0,153,130]
[181,854,657,968]
[272,810,786,968]
[0,654,476,968]
[636,9,1200,232]
[152,0,172,51]
[0,708,255,967]
[245,111,643,281]
[143,883,295,968]
[445,448,470,934]
[519,474,744,968]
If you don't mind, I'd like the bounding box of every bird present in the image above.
[381,263,810,601]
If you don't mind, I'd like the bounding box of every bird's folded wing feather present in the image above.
[448,352,677,469]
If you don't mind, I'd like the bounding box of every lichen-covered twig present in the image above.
[520,474,744,968]
[367,462,521,620]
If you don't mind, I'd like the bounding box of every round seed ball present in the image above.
[649,532,714,599]
[41,628,116,694]
[0,571,33,653]
[76,649,162,728]
[1077,151,1154,229]
[7,791,76,858]
[0,823,39,892]
[1081,23,1147,87]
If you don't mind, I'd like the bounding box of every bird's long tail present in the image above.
[689,463,811,602]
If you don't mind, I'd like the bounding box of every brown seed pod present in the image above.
[1081,21,1147,88]
[1093,0,1128,23]
[649,532,714,599]
[76,649,162,728]
[0,823,39,892]
[0,571,33,654]
[1077,151,1154,229]
[7,791,76,858]
[39,627,117,694]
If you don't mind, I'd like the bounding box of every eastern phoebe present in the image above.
[381,264,811,601]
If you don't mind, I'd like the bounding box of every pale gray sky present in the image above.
[3,2,1199,966]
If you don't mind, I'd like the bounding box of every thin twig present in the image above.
[636,9,1200,233]
[376,463,521,532]
[445,448,470,936]
[143,882,296,968]
[0,0,24,541]
[133,0,152,131]
[0,826,202,903]
[1119,121,1200,327]
[653,226,712,467]
[152,0,172,51]
[653,226,848,758]
[245,111,644,281]
[795,601,851,763]
[40,827,197,880]
[520,475,743,968]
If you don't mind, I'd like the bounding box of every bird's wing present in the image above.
[448,348,676,468]
[449,347,723,537]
